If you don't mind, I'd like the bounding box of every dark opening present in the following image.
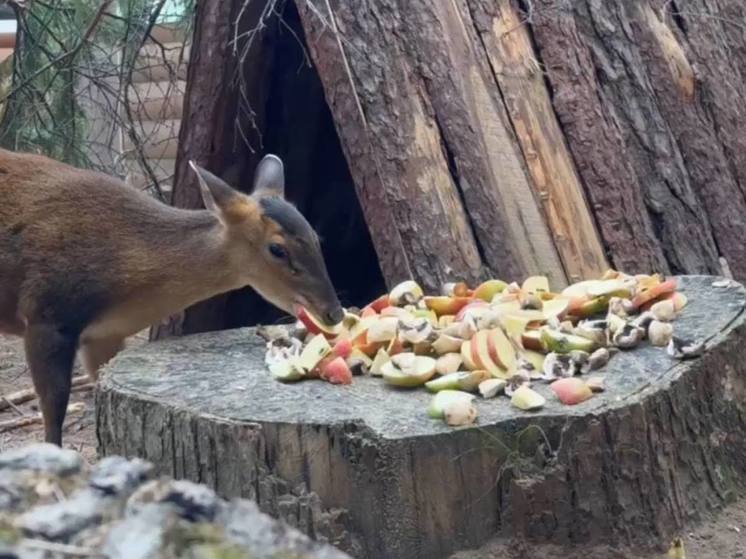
[223,1,385,328]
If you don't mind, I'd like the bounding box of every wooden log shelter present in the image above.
[98,275,746,558]
[151,0,746,340]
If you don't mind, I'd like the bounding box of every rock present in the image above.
[15,487,108,541]
[89,456,153,496]
[0,444,350,559]
[0,444,81,476]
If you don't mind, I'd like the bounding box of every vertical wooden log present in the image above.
[529,0,727,277]
[151,0,277,339]
[295,0,567,291]
[634,1,746,280]
[469,0,609,281]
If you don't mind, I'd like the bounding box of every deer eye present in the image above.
[268,243,288,260]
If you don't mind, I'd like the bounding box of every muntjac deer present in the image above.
[0,148,343,446]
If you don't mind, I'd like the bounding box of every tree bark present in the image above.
[528,0,746,278]
[99,276,746,559]
[150,0,275,340]
[295,0,567,292]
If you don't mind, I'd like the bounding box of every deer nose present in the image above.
[324,307,344,325]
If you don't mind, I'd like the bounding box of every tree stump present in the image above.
[96,276,746,559]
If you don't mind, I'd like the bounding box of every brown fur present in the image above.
[0,148,342,445]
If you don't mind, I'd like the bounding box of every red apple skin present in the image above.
[368,294,390,312]
[551,378,592,405]
[424,296,473,316]
[456,300,489,321]
[333,338,353,359]
[296,307,340,338]
[632,279,677,309]
[360,307,378,318]
[321,357,353,385]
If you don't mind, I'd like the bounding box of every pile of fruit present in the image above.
[263,271,699,427]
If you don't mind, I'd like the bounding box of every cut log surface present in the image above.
[96,276,746,559]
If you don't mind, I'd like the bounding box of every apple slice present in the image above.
[366,293,390,312]
[471,330,511,379]
[522,275,550,294]
[388,280,424,306]
[370,348,391,376]
[425,370,490,393]
[296,307,344,338]
[438,315,456,328]
[461,341,478,370]
[360,307,378,318]
[489,328,516,373]
[432,334,464,355]
[541,298,569,321]
[456,300,489,321]
[366,316,399,343]
[473,279,508,302]
[561,279,605,299]
[519,350,546,372]
[568,296,608,318]
[540,329,597,354]
[631,278,677,309]
[521,330,544,352]
[319,356,353,385]
[424,296,473,316]
[332,337,352,359]
[586,279,633,298]
[511,385,545,411]
[269,359,304,382]
[427,390,476,420]
[381,354,437,387]
[297,334,332,372]
[551,377,592,405]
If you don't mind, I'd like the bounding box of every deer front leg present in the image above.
[24,323,77,446]
[79,337,125,381]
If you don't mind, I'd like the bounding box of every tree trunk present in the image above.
[295,0,568,292]
[98,275,746,559]
[528,0,746,278]
[150,0,274,340]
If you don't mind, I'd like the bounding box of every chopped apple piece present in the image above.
[478,378,507,398]
[519,350,546,372]
[320,357,353,385]
[631,278,677,309]
[381,354,437,387]
[297,334,332,371]
[296,307,343,338]
[586,279,633,298]
[425,370,490,393]
[522,275,550,294]
[489,328,516,373]
[456,300,489,321]
[541,298,569,321]
[427,390,477,422]
[269,359,304,382]
[435,353,463,375]
[423,296,473,316]
[520,330,544,352]
[540,329,597,354]
[461,341,478,370]
[432,334,464,355]
[473,279,508,302]
[551,377,593,405]
[366,317,399,343]
[370,348,391,376]
[388,280,424,306]
[511,385,545,411]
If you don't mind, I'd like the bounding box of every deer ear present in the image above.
[252,154,285,199]
[189,161,240,215]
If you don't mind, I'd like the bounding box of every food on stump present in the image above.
[263,272,698,427]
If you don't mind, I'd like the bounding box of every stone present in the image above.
[0,445,350,559]
[89,455,153,496]
[0,444,81,477]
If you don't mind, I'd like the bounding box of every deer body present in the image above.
[0,148,343,445]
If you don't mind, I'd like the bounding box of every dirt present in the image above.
[0,333,743,558]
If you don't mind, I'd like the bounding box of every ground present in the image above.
[0,333,743,558]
